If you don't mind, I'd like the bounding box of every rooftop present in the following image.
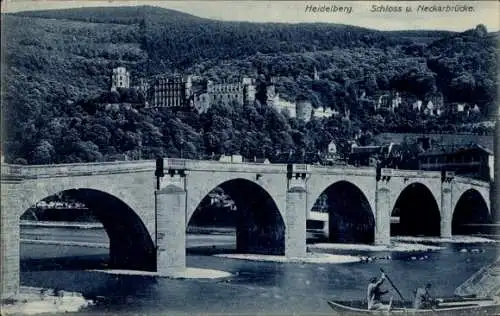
[419,144,493,157]
[375,133,494,152]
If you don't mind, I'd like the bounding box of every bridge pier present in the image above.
[322,218,329,239]
[374,182,391,245]
[1,184,20,299]
[440,182,453,238]
[155,186,186,275]
[285,188,307,258]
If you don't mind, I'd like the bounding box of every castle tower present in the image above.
[111,67,130,91]
[184,75,193,101]
[242,77,256,105]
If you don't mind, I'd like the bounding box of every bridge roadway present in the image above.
[0,159,492,299]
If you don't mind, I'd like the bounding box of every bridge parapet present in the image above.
[310,165,376,177]
[165,158,187,170]
[1,163,23,182]
[1,164,22,176]
[382,168,441,179]
[164,159,289,173]
[454,176,490,188]
[1,160,156,179]
[291,164,308,173]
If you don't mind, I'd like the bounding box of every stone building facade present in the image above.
[271,95,335,122]
[205,77,256,108]
[418,144,493,181]
[135,78,150,97]
[376,91,402,111]
[146,75,193,108]
[271,96,297,118]
[111,67,130,91]
[296,99,313,122]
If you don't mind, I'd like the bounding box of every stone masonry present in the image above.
[1,159,491,299]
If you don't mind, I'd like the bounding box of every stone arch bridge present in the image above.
[0,159,491,299]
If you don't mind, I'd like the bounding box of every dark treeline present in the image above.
[1,7,497,164]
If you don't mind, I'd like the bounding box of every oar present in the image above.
[380,268,405,301]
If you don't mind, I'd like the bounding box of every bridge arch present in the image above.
[452,189,492,235]
[307,176,376,217]
[187,178,285,255]
[20,188,156,271]
[311,180,375,244]
[451,184,491,220]
[391,182,441,236]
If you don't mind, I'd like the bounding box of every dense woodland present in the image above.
[1,6,497,164]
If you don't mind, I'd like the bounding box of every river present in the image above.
[20,226,498,314]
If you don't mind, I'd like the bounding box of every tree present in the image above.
[32,140,55,164]
[364,74,378,95]
[449,73,476,102]
[474,24,488,37]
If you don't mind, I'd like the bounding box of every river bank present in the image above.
[20,220,102,229]
[89,267,232,279]
[1,287,93,315]
[215,252,361,264]
[455,257,500,298]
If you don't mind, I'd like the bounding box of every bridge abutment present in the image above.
[1,183,21,299]
[285,187,307,258]
[374,181,391,245]
[155,186,186,275]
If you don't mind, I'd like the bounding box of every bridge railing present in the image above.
[1,160,156,178]
[165,158,187,170]
[3,159,474,184]
[182,159,289,173]
[381,168,441,179]
[309,164,376,176]
[1,164,22,177]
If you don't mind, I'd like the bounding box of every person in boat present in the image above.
[367,272,393,311]
[413,283,435,309]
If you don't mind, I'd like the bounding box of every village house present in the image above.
[375,91,402,111]
[418,144,493,181]
[348,142,403,168]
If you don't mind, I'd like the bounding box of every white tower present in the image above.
[111,67,130,91]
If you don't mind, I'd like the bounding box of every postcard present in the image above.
[1,1,498,314]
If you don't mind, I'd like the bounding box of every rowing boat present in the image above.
[327,298,500,315]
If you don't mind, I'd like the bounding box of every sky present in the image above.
[2,0,499,32]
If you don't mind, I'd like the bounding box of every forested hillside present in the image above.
[1,6,497,164]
